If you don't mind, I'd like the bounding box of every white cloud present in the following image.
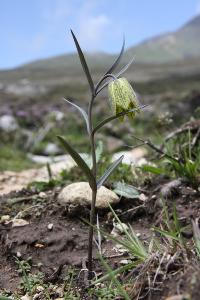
[26,0,119,55]
[78,14,111,50]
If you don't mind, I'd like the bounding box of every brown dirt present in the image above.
[0,177,200,299]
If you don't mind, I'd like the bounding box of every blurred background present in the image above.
[0,0,200,172]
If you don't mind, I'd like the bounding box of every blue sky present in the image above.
[1,0,200,69]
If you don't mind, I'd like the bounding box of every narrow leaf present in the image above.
[63,97,89,133]
[116,56,134,78]
[140,164,165,175]
[154,228,179,241]
[71,30,94,93]
[97,155,124,189]
[92,261,136,285]
[57,136,96,189]
[103,36,125,76]
[0,297,12,300]
[96,56,135,95]
[98,255,131,300]
[113,182,139,199]
[93,105,147,134]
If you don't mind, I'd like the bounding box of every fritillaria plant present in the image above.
[57,30,144,279]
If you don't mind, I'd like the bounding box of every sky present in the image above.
[0,0,200,69]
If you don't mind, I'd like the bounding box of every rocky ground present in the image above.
[0,122,200,299]
[0,73,200,299]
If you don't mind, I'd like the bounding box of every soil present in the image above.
[0,176,200,299]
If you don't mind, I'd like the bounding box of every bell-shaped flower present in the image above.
[108,77,140,121]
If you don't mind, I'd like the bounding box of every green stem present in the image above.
[87,95,97,278]
[87,187,97,279]
[95,73,117,95]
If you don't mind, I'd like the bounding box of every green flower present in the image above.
[108,77,140,121]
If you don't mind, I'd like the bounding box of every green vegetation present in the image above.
[0,145,36,171]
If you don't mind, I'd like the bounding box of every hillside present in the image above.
[0,14,200,85]
[126,15,200,63]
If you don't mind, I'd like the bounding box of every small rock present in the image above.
[112,148,147,165]
[114,222,129,234]
[16,251,22,258]
[0,215,10,223]
[39,192,46,198]
[47,223,53,230]
[165,295,190,300]
[161,179,182,198]
[58,182,119,209]
[21,295,32,300]
[113,244,128,254]
[12,218,29,227]
[139,193,148,202]
[44,143,61,155]
[0,114,18,132]
[119,259,131,265]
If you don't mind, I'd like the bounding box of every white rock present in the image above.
[58,182,119,209]
[139,193,148,202]
[114,222,129,234]
[0,115,18,132]
[16,251,22,258]
[112,148,147,165]
[12,218,29,227]
[0,215,10,223]
[44,143,60,155]
[21,294,32,300]
[113,244,128,253]
[47,223,53,230]
[119,259,131,265]
[39,192,46,198]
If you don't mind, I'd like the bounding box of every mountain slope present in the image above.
[126,15,200,63]
[0,14,200,85]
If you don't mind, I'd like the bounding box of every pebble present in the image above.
[111,222,129,236]
[114,222,129,234]
[12,218,29,227]
[139,193,148,202]
[21,295,32,300]
[39,192,46,198]
[47,223,53,230]
[0,215,10,223]
[16,251,22,258]
[119,259,131,265]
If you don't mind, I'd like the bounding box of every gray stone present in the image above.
[0,114,18,132]
[58,182,119,209]
[112,147,147,165]
[160,178,182,198]
[12,218,29,227]
[44,142,61,155]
